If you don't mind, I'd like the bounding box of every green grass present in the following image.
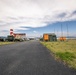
[41,40,76,69]
[56,52,75,61]
[0,42,14,45]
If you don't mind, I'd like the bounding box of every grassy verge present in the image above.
[41,39,76,69]
[0,42,14,45]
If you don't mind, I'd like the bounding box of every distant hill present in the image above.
[0,36,7,39]
[66,36,76,38]
[57,36,76,39]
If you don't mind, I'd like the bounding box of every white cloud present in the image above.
[33,31,37,33]
[0,0,76,36]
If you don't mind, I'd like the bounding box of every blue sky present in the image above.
[0,0,76,37]
[18,20,76,37]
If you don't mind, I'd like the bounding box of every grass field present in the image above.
[41,39,76,69]
[0,42,14,45]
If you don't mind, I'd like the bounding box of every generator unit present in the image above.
[43,33,57,41]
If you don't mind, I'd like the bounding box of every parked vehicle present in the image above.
[0,37,4,41]
[0,37,6,41]
[6,35,14,41]
[43,33,57,41]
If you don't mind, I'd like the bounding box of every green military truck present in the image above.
[6,35,14,41]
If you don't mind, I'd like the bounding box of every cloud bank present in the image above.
[0,0,76,36]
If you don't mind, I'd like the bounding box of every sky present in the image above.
[0,0,76,37]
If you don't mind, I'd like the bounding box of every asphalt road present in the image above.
[0,41,76,75]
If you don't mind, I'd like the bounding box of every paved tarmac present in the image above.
[0,40,76,75]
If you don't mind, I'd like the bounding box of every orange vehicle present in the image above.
[43,34,49,41]
[59,37,66,41]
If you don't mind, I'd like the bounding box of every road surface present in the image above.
[0,41,76,75]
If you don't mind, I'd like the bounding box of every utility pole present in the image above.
[61,18,63,37]
[57,30,58,37]
[66,24,69,39]
[54,28,55,34]
[61,24,63,37]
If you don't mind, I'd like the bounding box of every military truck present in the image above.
[6,35,14,41]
